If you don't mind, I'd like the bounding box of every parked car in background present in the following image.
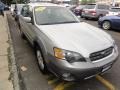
[98,15,120,30]
[73,5,85,16]
[10,4,15,16]
[82,3,110,19]
[106,7,120,16]
[19,3,118,81]
[69,5,76,12]
[14,4,24,21]
[4,4,9,10]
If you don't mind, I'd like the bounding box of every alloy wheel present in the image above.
[102,21,111,30]
[36,49,45,70]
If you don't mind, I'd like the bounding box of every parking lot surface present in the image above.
[7,14,120,90]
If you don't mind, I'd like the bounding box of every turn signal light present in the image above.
[54,48,64,59]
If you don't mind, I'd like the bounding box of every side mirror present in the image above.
[23,17,31,23]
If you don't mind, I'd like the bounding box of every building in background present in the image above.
[96,0,120,6]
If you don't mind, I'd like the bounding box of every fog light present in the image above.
[62,73,75,81]
[62,73,70,77]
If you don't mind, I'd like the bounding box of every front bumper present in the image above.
[48,46,119,81]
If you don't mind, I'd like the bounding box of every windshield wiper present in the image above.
[61,21,78,23]
[40,21,78,25]
[40,23,56,25]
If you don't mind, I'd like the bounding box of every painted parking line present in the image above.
[96,75,116,90]
[54,82,65,90]
[47,74,116,90]
[47,74,74,90]
[48,78,59,85]
[54,82,74,90]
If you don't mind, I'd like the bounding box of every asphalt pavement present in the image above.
[7,14,120,90]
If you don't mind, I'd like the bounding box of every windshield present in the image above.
[110,8,120,12]
[34,6,79,25]
[85,4,95,9]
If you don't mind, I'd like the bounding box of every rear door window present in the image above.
[97,5,109,10]
[85,4,95,9]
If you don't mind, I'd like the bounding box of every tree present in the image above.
[88,0,95,3]
[81,0,95,4]
[81,0,88,4]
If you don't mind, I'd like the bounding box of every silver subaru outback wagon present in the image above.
[19,3,118,81]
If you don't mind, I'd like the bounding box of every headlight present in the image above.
[54,47,86,63]
[110,36,116,47]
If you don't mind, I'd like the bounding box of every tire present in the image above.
[36,46,47,73]
[102,21,111,30]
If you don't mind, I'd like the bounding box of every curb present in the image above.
[5,12,21,90]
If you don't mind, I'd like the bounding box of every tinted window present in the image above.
[85,4,95,9]
[98,5,109,10]
[34,6,79,25]
[110,8,120,12]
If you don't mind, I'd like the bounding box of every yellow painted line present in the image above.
[54,82,65,90]
[54,82,74,90]
[96,75,116,90]
[46,75,55,80]
[63,82,74,89]
[48,78,59,85]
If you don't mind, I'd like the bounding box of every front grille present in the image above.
[90,47,113,61]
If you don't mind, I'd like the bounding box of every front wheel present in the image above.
[36,47,47,73]
[102,21,111,30]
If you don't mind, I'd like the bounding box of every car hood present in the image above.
[37,22,113,57]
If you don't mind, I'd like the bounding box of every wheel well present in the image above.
[33,41,39,49]
[102,20,111,25]
[33,41,48,72]
[33,41,45,59]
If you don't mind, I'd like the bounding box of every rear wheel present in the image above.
[102,21,111,30]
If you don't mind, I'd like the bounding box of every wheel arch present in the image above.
[33,39,48,63]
